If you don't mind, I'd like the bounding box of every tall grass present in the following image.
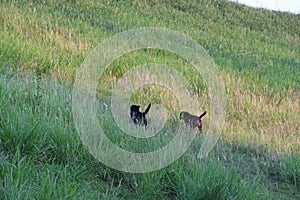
[0,68,297,199]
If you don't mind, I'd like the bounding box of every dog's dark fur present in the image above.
[180,111,207,131]
[130,103,151,126]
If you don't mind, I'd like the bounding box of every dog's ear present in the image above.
[179,112,183,119]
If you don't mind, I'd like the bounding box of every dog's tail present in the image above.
[143,103,151,114]
[199,111,207,119]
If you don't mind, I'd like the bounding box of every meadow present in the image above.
[0,0,299,199]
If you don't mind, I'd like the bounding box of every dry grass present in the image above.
[222,69,299,154]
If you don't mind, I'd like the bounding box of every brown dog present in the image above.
[180,111,207,131]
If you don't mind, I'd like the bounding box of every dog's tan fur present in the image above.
[180,111,207,131]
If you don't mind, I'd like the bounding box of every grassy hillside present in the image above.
[0,0,299,199]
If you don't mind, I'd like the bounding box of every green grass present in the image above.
[1,0,300,199]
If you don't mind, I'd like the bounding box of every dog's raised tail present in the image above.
[143,103,151,114]
[199,111,207,119]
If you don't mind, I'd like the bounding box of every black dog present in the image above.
[180,111,207,131]
[130,103,151,126]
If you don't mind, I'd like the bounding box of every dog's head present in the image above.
[130,105,140,112]
[179,112,185,120]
